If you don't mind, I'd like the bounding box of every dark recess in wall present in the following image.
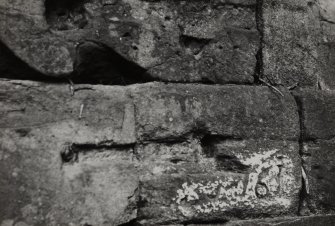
[45,0,90,30]
[201,135,250,173]
[73,41,154,85]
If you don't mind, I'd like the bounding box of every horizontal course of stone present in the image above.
[0,79,304,225]
[1,0,335,225]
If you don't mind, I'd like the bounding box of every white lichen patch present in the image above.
[174,149,297,216]
[175,182,200,204]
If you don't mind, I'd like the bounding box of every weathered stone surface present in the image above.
[0,0,74,76]
[0,0,259,84]
[138,139,301,225]
[0,132,138,225]
[319,0,335,24]
[0,80,138,225]
[189,215,335,226]
[315,0,335,90]
[262,0,319,87]
[293,89,335,140]
[303,139,335,213]
[131,83,299,141]
[0,79,136,144]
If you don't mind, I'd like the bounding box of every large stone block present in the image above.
[0,132,138,225]
[138,139,301,225]
[303,139,335,213]
[131,83,299,141]
[293,89,335,140]
[0,80,138,225]
[315,0,335,90]
[262,0,319,87]
[0,0,259,84]
[0,79,136,144]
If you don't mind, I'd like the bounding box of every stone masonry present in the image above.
[0,0,335,225]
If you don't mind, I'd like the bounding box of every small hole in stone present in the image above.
[170,158,184,164]
[122,32,131,38]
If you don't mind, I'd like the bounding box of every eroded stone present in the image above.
[0,0,259,84]
[262,0,319,87]
[0,79,136,144]
[0,80,138,225]
[138,139,301,225]
[293,89,335,140]
[303,139,335,213]
[131,83,299,141]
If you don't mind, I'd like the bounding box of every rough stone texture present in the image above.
[317,0,335,90]
[262,0,319,88]
[0,80,136,144]
[131,83,299,141]
[0,80,138,225]
[1,0,335,225]
[0,0,259,84]
[303,140,335,214]
[189,215,335,226]
[0,0,74,76]
[293,89,335,140]
[138,139,301,225]
[0,132,139,226]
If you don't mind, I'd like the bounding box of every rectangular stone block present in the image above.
[0,80,138,225]
[316,0,335,90]
[0,129,138,226]
[131,83,299,141]
[138,139,301,225]
[104,0,259,84]
[0,79,136,144]
[303,139,335,213]
[293,89,335,140]
[262,0,319,87]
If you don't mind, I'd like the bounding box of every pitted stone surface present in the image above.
[293,89,335,140]
[131,83,299,141]
[0,0,259,84]
[303,139,335,213]
[138,139,301,225]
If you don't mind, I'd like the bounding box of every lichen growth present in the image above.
[174,149,296,215]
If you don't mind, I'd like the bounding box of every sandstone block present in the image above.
[0,0,259,84]
[138,139,301,225]
[0,79,136,144]
[0,132,138,225]
[303,139,335,213]
[0,80,138,225]
[293,90,335,140]
[131,83,299,141]
[262,0,319,87]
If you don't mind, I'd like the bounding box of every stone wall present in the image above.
[0,0,335,225]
